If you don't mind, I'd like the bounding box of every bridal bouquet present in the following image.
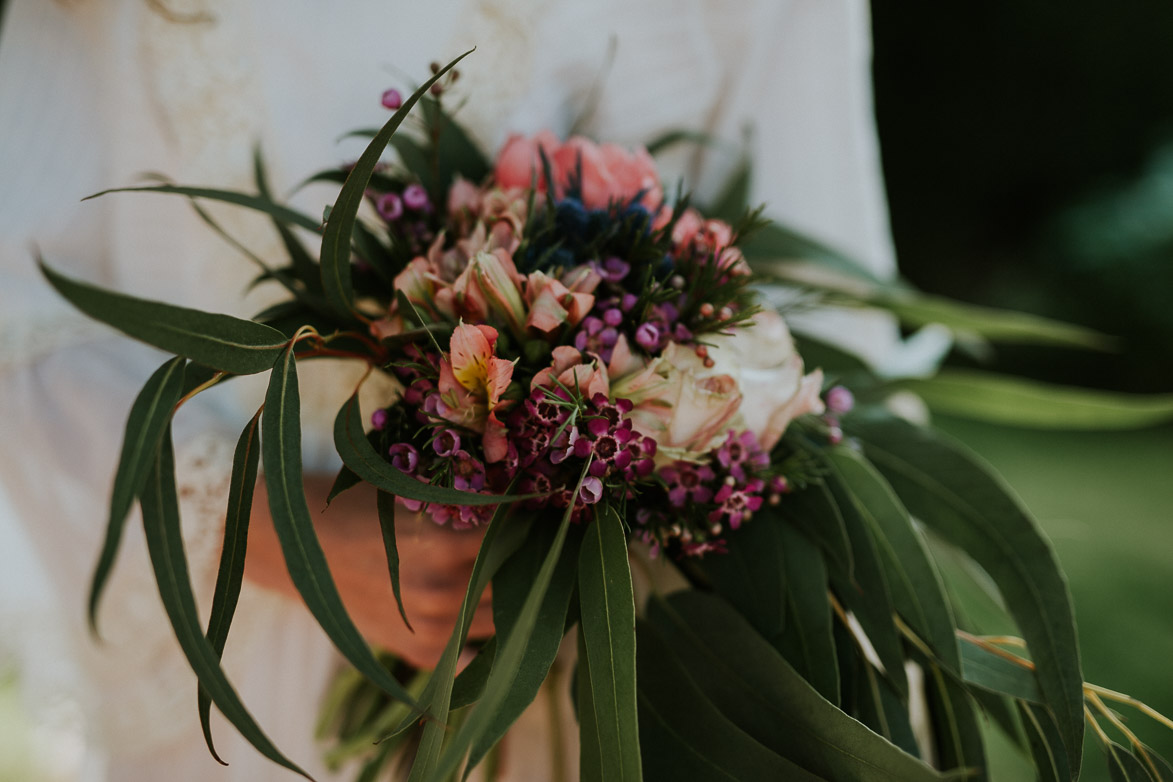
[43,52,1173,781]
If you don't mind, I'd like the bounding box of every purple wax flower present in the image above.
[402,183,431,212]
[660,462,716,508]
[715,430,770,484]
[381,88,403,110]
[597,256,631,282]
[580,476,604,505]
[603,308,624,327]
[370,408,389,431]
[433,428,462,457]
[451,450,486,492]
[388,443,420,474]
[635,322,661,351]
[826,385,855,414]
[376,192,403,221]
[620,293,638,312]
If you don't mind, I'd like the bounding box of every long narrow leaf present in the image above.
[577,502,642,782]
[318,50,473,317]
[333,394,531,507]
[1019,702,1071,782]
[959,636,1042,703]
[140,428,309,778]
[89,356,186,634]
[83,184,322,232]
[41,260,289,375]
[776,523,839,703]
[375,490,412,630]
[198,410,262,761]
[262,348,420,709]
[427,465,589,782]
[847,415,1084,779]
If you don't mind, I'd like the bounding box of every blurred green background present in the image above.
[872,3,1173,779]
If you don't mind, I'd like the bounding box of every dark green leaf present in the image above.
[895,370,1173,430]
[576,503,642,782]
[83,184,322,232]
[578,629,605,781]
[1107,741,1157,782]
[253,148,322,289]
[449,638,495,711]
[326,464,362,505]
[697,513,786,639]
[776,523,839,703]
[375,490,411,631]
[463,520,581,774]
[1018,702,1070,782]
[959,636,1042,703]
[262,348,420,709]
[333,394,532,506]
[852,657,920,757]
[198,410,262,761]
[847,415,1084,779]
[140,428,309,778]
[319,51,473,318]
[777,480,854,578]
[41,260,289,375]
[637,623,824,782]
[919,654,985,778]
[826,448,960,673]
[89,356,186,635]
[427,468,587,782]
[648,592,950,781]
[421,97,491,197]
[740,223,895,288]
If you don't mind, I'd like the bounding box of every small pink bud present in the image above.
[381,88,403,110]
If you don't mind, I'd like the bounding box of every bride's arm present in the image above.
[246,472,494,669]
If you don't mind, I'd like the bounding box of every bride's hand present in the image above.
[245,475,493,669]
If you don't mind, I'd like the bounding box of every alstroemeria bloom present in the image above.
[445,250,527,335]
[613,342,742,455]
[531,345,610,401]
[437,324,515,462]
[525,270,596,333]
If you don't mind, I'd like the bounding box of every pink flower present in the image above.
[524,271,596,333]
[531,345,610,401]
[494,132,663,211]
[437,324,516,462]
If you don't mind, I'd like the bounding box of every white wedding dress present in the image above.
[0,0,896,779]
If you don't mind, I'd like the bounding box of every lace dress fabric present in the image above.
[0,0,894,778]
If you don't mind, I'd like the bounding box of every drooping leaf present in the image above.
[636,623,824,782]
[462,519,582,775]
[776,480,854,578]
[825,447,960,673]
[41,260,289,375]
[82,183,323,232]
[449,638,496,711]
[375,490,412,631]
[89,356,186,634]
[920,655,986,779]
[326,464,362,505]
[959,636,1042,703]
[1107,741,1158,782]
[576,502,642,782]
[403,507,533,779]
[847,415,1084,779]
[776,523,839,703]
[420,96,491,198]
[253,148,323,289]
[198,409,262,761]
[578,630,605,782]
[262,347,420,709]
[896,369,1173,430]
[854,660,920,757]
[426,468,588,782]
[318,50,474,318]
[647,592,950,781]
[1018,702,1071,782]
[333,394,532,507]
[140,427,309,778]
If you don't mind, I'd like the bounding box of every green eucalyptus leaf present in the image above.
[825,447,960,673]
[697,512,786,639]
[262,348,421,710]
[420,97,491,198]
[333,394,531,507]
[576,502,642,782]
[326,464,362,505]
[83,183,322,232]
[846,415,1084,779]
[852,660,920,757]
[777,480,854,579]
[375,490,412,631]
[89,356,186,635]
[426,467,587,782]
[1018,702,1070,782]
[896,369,1173,430]
[578,630,605,781]
[647,592,951,781]
[404,507,532,779]
[198,410,262,762]
[920,657,985,779]
[959,636,1042,703]
[41,261,289,375]
[1107,741,1157,782]
[449,638,495,710]
[319,50,473,318]
[140,427,309,778]
[253,148,323,289]
[464,520,581,775]
[776,523,839,703]
[637,623,824,782]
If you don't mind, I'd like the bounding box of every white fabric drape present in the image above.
[0,0,895,779]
